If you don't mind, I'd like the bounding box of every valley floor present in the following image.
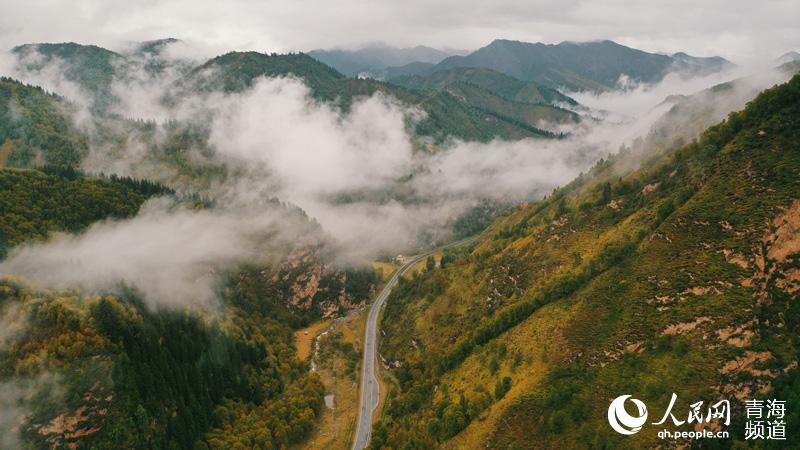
[296,307,369,449]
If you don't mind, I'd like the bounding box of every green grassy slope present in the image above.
[371,74,800,449]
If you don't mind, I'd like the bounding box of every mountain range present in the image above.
[4,38,739,157]
[412,39,735,91]
[307,44,466,78]
[8,42,579,146]
[311,40,735,93]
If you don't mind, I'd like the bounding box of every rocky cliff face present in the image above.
[271,244,376,317]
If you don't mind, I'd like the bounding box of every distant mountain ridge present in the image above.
[778,51,800,65]
[387,66,578,106]
[11,40,192,111]
[669,51,732,75]
[12,42,124,111]
[385,61,436,79]
[131,37,181,56]
[425,39,734,91]
[308,45,464,78]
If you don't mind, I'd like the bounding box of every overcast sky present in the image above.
[0,0,797,64]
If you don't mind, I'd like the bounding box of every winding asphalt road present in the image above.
[351,237,476,450]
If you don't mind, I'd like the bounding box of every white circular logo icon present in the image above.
[608,395,648,435]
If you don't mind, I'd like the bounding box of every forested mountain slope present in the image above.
[0,166,170,256]
[187,51,346,97]
[0,167,378,449]
[0,77,87,166]
[371,74,800,449]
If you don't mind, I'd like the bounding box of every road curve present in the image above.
[351,237,477,450]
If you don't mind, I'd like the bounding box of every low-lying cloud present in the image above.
[0,198,315,309]
[0,45,790,308]
[206,78,416,196]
